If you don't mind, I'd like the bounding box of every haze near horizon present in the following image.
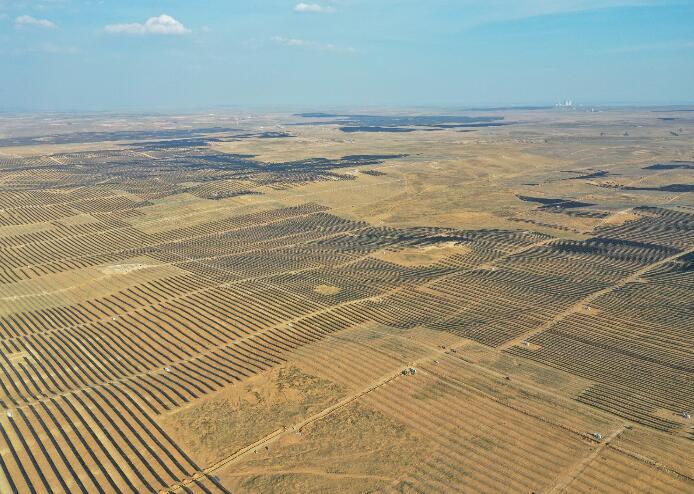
[1,0,693,111]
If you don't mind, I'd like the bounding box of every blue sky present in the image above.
[1,0,693,110]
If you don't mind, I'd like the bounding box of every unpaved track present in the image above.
[546,425,625,493]
[221,468,398,483]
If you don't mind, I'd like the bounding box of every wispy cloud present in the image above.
[15,14,56,29]
[606,39,694,53]
[105,14,191,35]
[453,0,667,26]
[272,36,309,47]
[475,0,664,14]
[272,35,354,52]
[294,3,335,13]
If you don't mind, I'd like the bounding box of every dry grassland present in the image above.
[0,108,691,493]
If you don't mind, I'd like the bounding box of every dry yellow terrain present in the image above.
[0,108,692,493]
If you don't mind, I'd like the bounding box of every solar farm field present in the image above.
[0,108,692,493]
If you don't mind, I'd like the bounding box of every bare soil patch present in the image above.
[601,209,642,226]
[313,284,341,295]
[99,263,154,275]
[159,366,346,466]
[220,401,430,494]
[372,241,470,267]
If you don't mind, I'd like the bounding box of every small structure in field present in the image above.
[683,412,691,420]
[593,432,603,441]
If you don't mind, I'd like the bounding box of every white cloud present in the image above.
[15,15,56,29]
[294,3,335,13]
[104,14,190,35]
[272,36,354,53]
[272,36,308,46]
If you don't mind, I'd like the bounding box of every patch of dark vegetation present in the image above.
[339,126,422,133]
[134,138,223,149]
[551,237,680,260]
[341,154,406,161]
[168,153,400,177]
[295,112,340,118]
[562,169,611,180]
[133,131,293,149]
[672,252,694,272]
[623,184,694,193]
[339,123,510,133]
[292,113,510,133]
[231,131,293,139]
[595,206,693,251]
[192,153,257,162]
[195,190,263,201]
[295,113,501,125]
[434,122,510,128]
[516,195,595,209]
[0,147,405,196]
[643,161,694,170]
[508,217,579,233]
[548,209,610,218]
[661,252,694,273]
[360,170,387,176]
[416,235,471,245]
[0,127,237,147]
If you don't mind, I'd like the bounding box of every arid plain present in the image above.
[0,108,692,493]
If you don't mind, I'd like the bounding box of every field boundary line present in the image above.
[608,443,694,485]
[546,425,625,494]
